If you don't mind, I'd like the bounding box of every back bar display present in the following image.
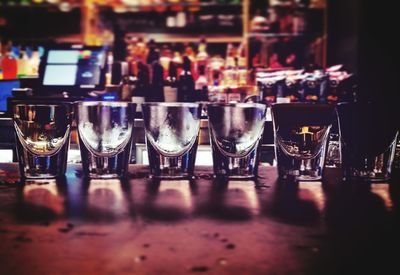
[38,45,108,95]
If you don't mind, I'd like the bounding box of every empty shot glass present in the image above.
[271,103,335,181]
[207,103,267,179]
[142,102,202,179]
[13,103,73,179]
[336,102,398,182]
[76,101,136,179]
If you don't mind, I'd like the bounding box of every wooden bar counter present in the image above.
[1,164,400,274]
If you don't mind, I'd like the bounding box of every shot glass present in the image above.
[76,101,136,179]
[271,103,335,181]
[207,103,267,179]
[13,103,73,179]
[336,102,398,182]
[142,102,201,179]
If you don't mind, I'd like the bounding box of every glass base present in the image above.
[296,175,322,181]
[345,174,391,183]
[86,173,122,179]
[278,168,322,182]
[211,146,259,181]
[148,174,195,180]
[213,174,256,180]
[345,168,391,183]
[22,174,59,180]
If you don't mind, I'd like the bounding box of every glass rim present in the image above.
[207,102,266,109]
[142,102,201,108]
[14,103,72,108]
[271,102,333,108]
[76,101,136,107]
[336,101,374,106]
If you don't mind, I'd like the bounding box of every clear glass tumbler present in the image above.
[142,102,202,179]
[336,102,398,182]
[207,102,267,179]
[76,101,136,179]
[271,103,335,181]
[13,103,73,179]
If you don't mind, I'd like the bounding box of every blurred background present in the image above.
[0,0,397,97]
[0,1,398,164]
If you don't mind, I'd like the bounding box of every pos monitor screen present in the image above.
[38,45,107,95]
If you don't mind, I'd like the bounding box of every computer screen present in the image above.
[39,45,107,94]
[0,80,20,113]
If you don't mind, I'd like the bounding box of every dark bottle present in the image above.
[301,72,327,102]
[259,76,285,105]
[164,61,178,102]
[149,61,165,102]
[177,56,195,102]
[120,75,136,101]
[196,63,209,102]
[146,39,160,65]
[283,77,302,102]
[195,65,208,93]
[111,61,129,85]
[132,61,150,116]
[199,85,209,103]
[325,77,340,104]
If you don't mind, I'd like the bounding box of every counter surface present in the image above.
[1,164,400,274]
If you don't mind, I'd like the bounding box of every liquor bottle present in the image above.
[177,56,195,102]
[231,56,240,87]
[164,61,178,102]
[237,42,247,86]
[259,74,286,105]
[132,61,150,114]
[195,64,208,93]
[195,64,208,102]
[196,37,208,69]
[120,75,136,101]
[17,48,29,78]
[302,74,320,102]
[146,39,160,65]
[184,43,196,78]
[105,50,113,85]
[149,61,165,102]
[259,80,276,105]
[283,75,303,102]
[159,44,172,76]
[111,61,126,85]
[136,37,147,64]
[1,48,17,80]
[172,51,183,77]
[208,66,225,103]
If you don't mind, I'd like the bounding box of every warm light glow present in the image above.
[370,184,392,210]
[23,180,64,215]
[159,180,192,209]
[298,181,325,212]
[88,179,125,209]
[227,181,259,215]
